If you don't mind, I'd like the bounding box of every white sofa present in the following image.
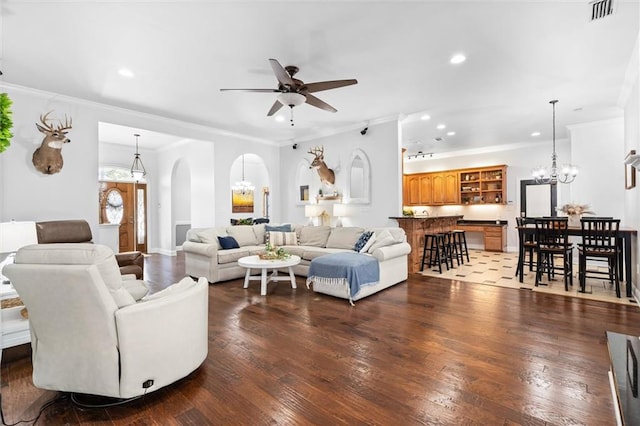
[183,224,411,300]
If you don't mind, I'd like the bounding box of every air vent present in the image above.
[433,137,443,142]
[590,0,614,21]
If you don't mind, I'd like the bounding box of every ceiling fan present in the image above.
[220,58,358,125]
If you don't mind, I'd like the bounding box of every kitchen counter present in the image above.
[390,215,463,273]
[455,220,508,252]
[457,219,508,226]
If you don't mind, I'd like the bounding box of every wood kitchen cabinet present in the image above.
[403,165,502,206]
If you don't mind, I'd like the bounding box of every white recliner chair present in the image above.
[3,243,208,400]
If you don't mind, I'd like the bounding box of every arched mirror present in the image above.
[347,149,371,204]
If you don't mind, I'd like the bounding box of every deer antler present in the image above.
[307,146,324,157]
[55,115,73,132]
[38,112,72,133]
[38,112,55,132]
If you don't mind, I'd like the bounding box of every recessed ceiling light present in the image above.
[275,115,285,122]
[436,123,446,130]
[446,131,456,136]
[118,68,135,78]
[420,114,431,121]
[450,54,466,65]
[531,131,541,137]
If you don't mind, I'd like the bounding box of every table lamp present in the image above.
[0,221,38,284]
[304,204,321,226]
[333,204,348,227]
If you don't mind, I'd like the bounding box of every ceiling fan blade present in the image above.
[305,94,337,113]
[267,100,284,116]
[268,58,295,87]
[220,88,280,93]
[303,79,358,93]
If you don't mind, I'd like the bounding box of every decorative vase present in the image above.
[568,214,581,228]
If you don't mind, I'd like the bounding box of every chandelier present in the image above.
[232,154,254,194]
[130,133,146,181]
[531,100,578,184]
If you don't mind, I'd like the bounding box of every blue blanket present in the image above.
[307,252,379,302]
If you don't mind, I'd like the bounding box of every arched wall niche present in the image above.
[230,153,270,218]
[346,148,371,204]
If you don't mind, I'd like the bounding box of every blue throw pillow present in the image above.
[354,231,373,252]
[265,224,292,232]
[218,236,240,250]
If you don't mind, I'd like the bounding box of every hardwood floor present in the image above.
[2,252,638,425]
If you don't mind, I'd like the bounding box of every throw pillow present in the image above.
[226,225,259,246]
[218,236,240,250]
[326,227,365,249]
[298,226,332,247]
[354,231,374,253]
[360,231,377,253]
[265,224,292,244]
[367,229,395,253]
[265,224,292,232]
[269,231,298,246]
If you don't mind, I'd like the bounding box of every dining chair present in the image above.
[578,217,621,297]
[515,217,537,282]
[534,217,573,290]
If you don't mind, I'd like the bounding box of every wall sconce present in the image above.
[333,203,348,227]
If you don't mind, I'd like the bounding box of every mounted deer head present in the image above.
[32,112,72,175]
[308,145,335,186]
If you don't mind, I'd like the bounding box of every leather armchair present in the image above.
[36,220,145,279]
[4,243,208,399]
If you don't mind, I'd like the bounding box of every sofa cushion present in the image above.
[218,236,240,249]
[226,225,259,246]
[218,247,251,264]
[298,226,331,247]
[269,231,298,246]
[302,247,350,261]
[367,229,396,252]
[191,228,226,249]
[354,231,374,253]
[369,227,406,243]
[326,227,364,250]
[252,224,266,244]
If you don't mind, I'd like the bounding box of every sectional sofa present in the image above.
[182,224,411,301]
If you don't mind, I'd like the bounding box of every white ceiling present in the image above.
[1,1,638,153]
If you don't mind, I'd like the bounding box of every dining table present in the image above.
[517,224,637,297]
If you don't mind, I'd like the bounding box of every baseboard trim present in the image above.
[149,248,177,256]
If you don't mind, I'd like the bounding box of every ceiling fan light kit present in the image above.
[220,58,357,126]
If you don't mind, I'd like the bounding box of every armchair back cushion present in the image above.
[14,243,136,308]
[36,220,92,243]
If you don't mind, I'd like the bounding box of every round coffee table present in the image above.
[238,255,301,296]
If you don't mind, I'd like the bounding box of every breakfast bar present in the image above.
[391,215,463,274]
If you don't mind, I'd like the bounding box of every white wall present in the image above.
[568,118,625,221]
[278,120,402,229]
[0,84,280,254]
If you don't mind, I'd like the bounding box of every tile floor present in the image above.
[419,249,638,306]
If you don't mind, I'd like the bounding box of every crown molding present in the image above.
[0,82,278,146]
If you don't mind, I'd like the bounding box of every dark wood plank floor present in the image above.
[2,252,638,425]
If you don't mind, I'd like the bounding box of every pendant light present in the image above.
[531,100,578,184]
[130,133,146,181]
[232,154,254,194]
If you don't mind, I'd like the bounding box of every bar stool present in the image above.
[451,230,470,264]
[420,233,450,273]
[442,231,459,267]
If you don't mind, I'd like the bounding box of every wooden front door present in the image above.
[99,182,147,253]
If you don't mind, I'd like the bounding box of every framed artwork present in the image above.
[299,185,309,202]
[232,189,254,213]
[625,150,636,190]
